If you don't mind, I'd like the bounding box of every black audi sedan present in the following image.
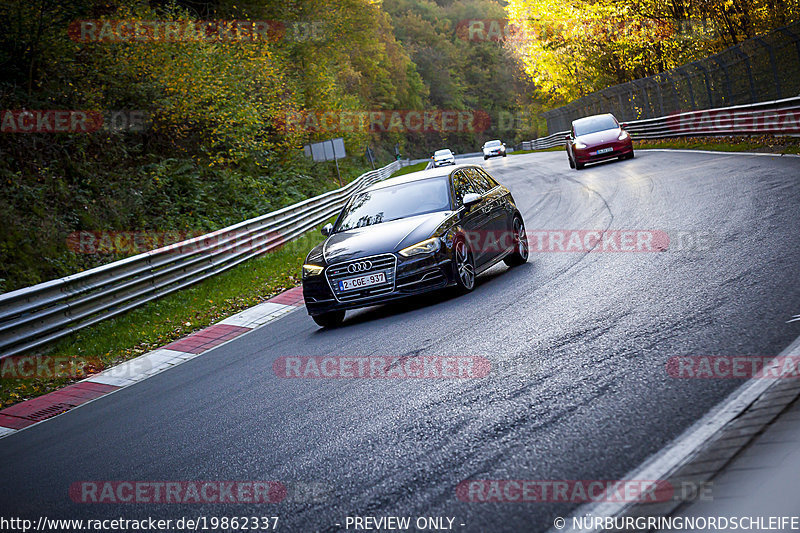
[301,164,528,327]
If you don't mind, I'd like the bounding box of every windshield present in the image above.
[484,140,502,147]
[573,115,619,136]
[434,149,452,156]
[334,177,451,232]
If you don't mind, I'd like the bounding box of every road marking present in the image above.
[551,334,800,533]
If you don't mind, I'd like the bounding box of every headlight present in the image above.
[398,238,441,257]
[574,141,587,149]
[302,264,324,277]
[618,130,630,141]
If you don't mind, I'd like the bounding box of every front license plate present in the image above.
[339,272,386,291]
[596,147,613,155]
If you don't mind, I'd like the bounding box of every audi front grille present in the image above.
[325,254,397,302]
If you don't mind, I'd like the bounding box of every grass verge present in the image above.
[510,147,563,155]
[633,135,800,154]
[390,161,428,177]
[0,227,329,408]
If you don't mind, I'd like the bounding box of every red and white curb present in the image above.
[0,287,304,439]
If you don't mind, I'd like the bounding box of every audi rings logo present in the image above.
[347,261,372,273]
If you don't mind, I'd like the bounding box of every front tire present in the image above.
[453,239,476,293]
[504,216,529,267]
[312,310,345,328]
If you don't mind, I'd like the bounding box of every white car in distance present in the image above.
[482,140,507,160]
[432,149,456,167]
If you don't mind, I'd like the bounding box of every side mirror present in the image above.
[322,223,333,236]
[620,123,628,130]
[462,193,481,209]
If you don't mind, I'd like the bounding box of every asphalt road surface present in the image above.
[2,151,800,532]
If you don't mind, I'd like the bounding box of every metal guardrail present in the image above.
[0,160,407,359]
[526,96,800,150]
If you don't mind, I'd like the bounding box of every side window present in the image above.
[472,168,499,191]
[452,170,478,207]
[463,168,489,195]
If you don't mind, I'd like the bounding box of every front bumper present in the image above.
[434,159,455,167]
[302,252,454,316]
[574,140,633,164]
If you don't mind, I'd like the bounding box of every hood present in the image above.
[576,128,622,145]
[322,212,453,264]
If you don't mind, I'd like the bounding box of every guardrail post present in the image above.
[693,62,714,109]
[731,47,757,103]
[617,92,626,119]
[654,77,665,117]
[712,58,733,106]
[752,37,781,99]
[778,26,800,71]
[632,80,651,120]
[677,67,697,109]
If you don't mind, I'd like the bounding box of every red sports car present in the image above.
[566,113,634,170]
